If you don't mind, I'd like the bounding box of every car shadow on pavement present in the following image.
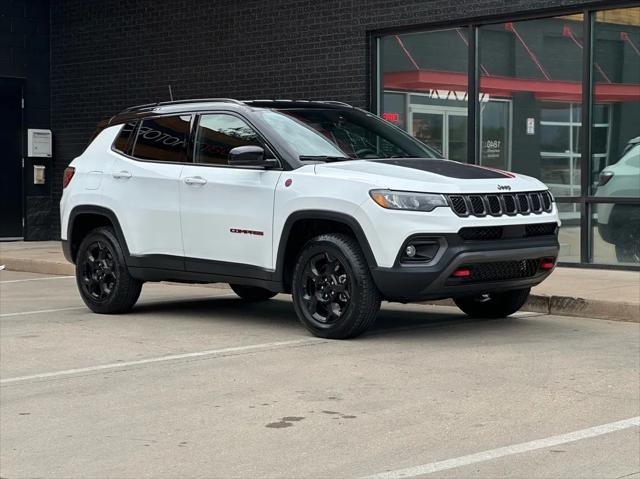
[129,295,550,339]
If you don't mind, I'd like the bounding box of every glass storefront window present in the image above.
[479,15,584,201]
[558,203,582,263]
[591,202,640,264]
[590,7,640,198]
[379,28,469,162]
[376,7,640,267]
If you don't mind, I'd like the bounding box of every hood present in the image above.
[314,158,546,193]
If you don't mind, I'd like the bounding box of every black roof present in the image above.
[108,98,355,126]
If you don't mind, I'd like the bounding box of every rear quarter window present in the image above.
[113,121,138,155]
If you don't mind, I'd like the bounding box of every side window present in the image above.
[113,121,137,154]
[132,115,191,162]
[194,114,261,165]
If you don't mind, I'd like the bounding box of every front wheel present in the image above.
[453,288,531,319]
[292,233,381,339]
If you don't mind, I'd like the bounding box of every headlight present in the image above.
[369,189,448,212]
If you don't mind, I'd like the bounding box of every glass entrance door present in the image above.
[410,106,467,162]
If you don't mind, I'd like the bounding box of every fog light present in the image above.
[405,245,417,258]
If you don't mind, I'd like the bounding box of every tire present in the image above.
[453,288,531,319]
[75,226,142,314]
[614,222,640,263]
[291,233,381,339]
[230,284,277,301]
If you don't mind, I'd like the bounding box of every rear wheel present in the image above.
[230,284,277,301]
[453,288,530,319]
[292,233,380,339]
[76,227,142,314]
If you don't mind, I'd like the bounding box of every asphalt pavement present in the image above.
[1,270,639,478]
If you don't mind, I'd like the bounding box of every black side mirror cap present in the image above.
[228,146,278,168]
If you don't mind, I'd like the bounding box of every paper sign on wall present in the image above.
[526,118,535,136]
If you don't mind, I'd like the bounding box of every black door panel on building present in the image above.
[0,83,23,238]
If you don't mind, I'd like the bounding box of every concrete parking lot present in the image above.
[1,269,639,478]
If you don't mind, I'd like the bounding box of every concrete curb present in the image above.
[2,255,638,323]
[1,256,75,276]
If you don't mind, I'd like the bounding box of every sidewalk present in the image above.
[2,241,638,322]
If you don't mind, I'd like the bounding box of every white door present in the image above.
[179,113,282,270]
[105,115,191,261]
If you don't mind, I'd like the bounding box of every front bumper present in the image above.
[370,234,559,302]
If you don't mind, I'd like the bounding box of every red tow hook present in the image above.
[540,258,556,270]
[452,268,471,278]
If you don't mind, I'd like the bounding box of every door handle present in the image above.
[112,170,132,179]
[184,176,207,185]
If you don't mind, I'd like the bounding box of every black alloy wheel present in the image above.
[300,251,352,324]
[75,227,142,314]
[80,240,117,302]
[292,233,381,339]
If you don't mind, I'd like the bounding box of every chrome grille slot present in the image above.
[486,195,501,215]
[530,192,542,212]
[502,194,517,215]
[469,195,486,215]
[541,191,552,212]
[517,194,530,214]
[449,196,468,216]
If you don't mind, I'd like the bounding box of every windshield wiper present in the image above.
[299,155,353,163]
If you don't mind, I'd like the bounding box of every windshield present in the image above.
[257,108,441,161]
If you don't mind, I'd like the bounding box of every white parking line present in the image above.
[0,275,75,284]
[0,338,324,385]
[363,416,640,479]
[0,306,87,318]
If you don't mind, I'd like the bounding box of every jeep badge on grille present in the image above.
[497,185,511,191]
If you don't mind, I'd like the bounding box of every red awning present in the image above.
[384,70,640,102]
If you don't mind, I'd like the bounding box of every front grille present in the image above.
[446,191,553,217]
[466,259,539,282]
[525,222,557,237]
[459,226,503,241]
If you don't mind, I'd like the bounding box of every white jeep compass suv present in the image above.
[60,99,560,339]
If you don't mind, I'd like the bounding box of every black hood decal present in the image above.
[370,159,513,179]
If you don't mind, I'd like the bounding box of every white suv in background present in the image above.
[60,99,560,339]
[595,142,640,263]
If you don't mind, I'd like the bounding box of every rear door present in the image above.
[103,115,191,265]
[179,113,282,271]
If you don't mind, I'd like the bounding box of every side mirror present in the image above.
[228,146,278,168]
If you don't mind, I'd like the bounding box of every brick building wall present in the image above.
[48,0,607,238]
[0,0,52,239]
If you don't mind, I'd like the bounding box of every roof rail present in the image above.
[317,100,353,107]
[119,98,245,114]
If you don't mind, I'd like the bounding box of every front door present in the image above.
[0,83,23,238]
[179,113,282,272]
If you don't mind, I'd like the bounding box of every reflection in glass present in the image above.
[379,28,469,161]
[592,202,640,264]
[591,7,640,197]
[480,15,584,202]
